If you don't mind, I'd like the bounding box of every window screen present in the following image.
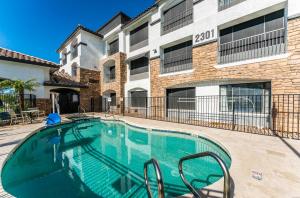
[167,87,195,110]
[130,91,147,107]
[162,0,193,34]
[220,9,285,45]
[163,40,192,70]
[109,39,119,55]
[130,57,149,75]
[130,22,148,47]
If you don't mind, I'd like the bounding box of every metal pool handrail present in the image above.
[178,151,231,198]
[78,105,86,116]
[144,158,165,198]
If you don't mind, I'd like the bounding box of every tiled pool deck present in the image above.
[0,114,299,198]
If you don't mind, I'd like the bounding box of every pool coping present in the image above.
[2,114,300,197]
[1,116,232,198]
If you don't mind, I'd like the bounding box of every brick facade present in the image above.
[150,17,300,97]
[99,52,127,113]
[79,68,101,112]
[100,52,127,98]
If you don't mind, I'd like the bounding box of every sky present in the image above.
[0,0,154,63]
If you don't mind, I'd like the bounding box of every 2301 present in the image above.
[195,29,215,43]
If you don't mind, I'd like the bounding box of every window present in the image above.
[167,87,195,110]
[220,82,271,113]
[104,65,115,82]
[71,40,78,59]
[162,40,192,74]
[130,56,149,75]
[218,0,246,11]
[162,0,193,35]
[71,64,77,77]
[219,10,286,64]
[130,22,148,51]
[109,66,115,80]
[110,93,116,106]
[108,39,119,56]
[62,50,67,65]
[130,91,147,108]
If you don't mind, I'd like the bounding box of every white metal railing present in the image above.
[218,0,246,11]
[161,8,193,35]
[218,28,286,64]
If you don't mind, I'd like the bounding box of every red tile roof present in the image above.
[0,47,59,68]
[44,70,88,88]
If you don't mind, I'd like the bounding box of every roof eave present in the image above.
[122,4,158,30]
[96,12,132,33]
[43,82,88,89]
[0,56,60,68]
[57,26,103,53]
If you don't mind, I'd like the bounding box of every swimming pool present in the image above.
[1,118,231,198]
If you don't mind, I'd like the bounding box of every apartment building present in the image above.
[57,0,300,136]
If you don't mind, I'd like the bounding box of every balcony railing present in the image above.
[108,48,119,56]
[161,54,192,74]
[218,28,286,64]
[218,0,246,11]
[161,8,193,35]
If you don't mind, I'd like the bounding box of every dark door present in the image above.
[58,93,79,114]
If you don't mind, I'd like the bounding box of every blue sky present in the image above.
[0,0,154,63]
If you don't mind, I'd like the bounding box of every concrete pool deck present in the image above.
[0,114,299,197]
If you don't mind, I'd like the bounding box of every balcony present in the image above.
[71,48,78,60]
[108,39,119,56]
[104,66,116,83]
[218,28,286,64]
[104,73,115,83]
[62,58,67,65]
[218,0,246,11]
[108,48,119,56]
[161,54,192,74]
[161,8,193,35]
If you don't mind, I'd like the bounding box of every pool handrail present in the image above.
[178,151,231,198]
[78,105,86,115]
[144,158,165,198]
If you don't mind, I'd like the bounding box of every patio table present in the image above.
[21,110,39,124]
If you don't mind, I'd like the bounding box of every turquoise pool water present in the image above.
[1,119,231,198]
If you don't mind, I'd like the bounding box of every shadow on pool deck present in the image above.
[0,139,22,147]
[276,135,300,158]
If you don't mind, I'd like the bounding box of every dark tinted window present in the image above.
[109,39,119,55]
[130,23,148,47]
[167,87,195,110]
[130,91,147,107]
[130,57,149,75]
[220,9,285,44]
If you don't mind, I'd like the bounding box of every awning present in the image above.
[125,51,149,63]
